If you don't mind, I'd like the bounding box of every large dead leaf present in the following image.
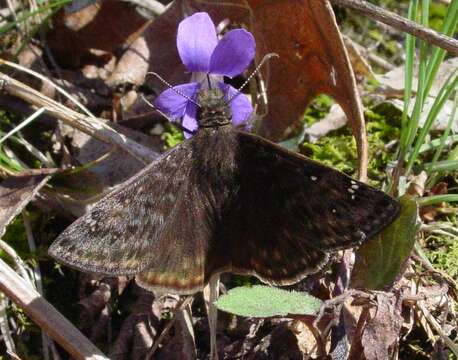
[142,0,368,179]
[0,169,58,238]
[247,1,365,140]
[250,0,367,179]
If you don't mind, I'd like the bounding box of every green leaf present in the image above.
[351,195,419,290]
[216,285,322,318]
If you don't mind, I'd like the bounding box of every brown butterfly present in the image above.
[49,88,400,294]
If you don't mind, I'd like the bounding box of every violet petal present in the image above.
[154,83,200,120]
[177,13,218,73]
[182,103,198,139]
[209,29,255,77]
[220,83,253,126]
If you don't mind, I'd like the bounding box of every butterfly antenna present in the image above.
[206,73,213,89]
[140,94,196,136]
[146,72,200,108]
[227,53,279,103]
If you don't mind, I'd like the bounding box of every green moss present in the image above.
[303,94,334,126]
[161,123,184,149]
[425,219,458,281]
[300,106,400,185]
[301,135,358,175]
[429,3,456,33]
[1,217,29,262]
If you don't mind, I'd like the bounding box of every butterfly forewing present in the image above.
[49,140,208,287]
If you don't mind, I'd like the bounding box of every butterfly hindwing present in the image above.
[135,166,214,294]
[208,131,400,286]
[49,140,208,293]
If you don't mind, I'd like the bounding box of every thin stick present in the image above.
[205,275,220,360]
[417,301,458,356]
[0,107,45,144]
[0,293,16,355]
[0,59,97,119]
[0,259,108,360]
[329,0,458,56]
[146,295,194,358]
[0,239,33,285]
[22,211,51,360]
[0,72,157,164]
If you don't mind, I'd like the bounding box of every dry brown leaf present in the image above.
[139,1,187,85]
[343,35,375,80]
[109,289,160,360]
[47,0,149,69]
[71,122,162,187]
[0,169,58,238]
[246,2,362,135]
[360,294,402,360]
[107,36,150,89]
[156,310,197,360]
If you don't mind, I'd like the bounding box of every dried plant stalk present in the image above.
[0,259,108,360]
[0,72,157,165]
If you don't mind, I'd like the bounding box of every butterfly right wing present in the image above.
[209,131,400,287]
[49,141,206,287]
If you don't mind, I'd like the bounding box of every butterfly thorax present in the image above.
[196,89,232,129]
[191,124,239,210]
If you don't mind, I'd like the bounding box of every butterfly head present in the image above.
[196,88,232,129]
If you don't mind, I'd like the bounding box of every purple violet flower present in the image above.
[154,12,255,138]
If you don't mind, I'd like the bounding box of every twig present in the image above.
[0,259,108,360]
[329,0,458,56]
[0,293,16,355]
[0,59,96,119]
[0,239,33,285]
[22,211,50,360]
[146,295,194,358]
[205,274,220,360]
[13,134,56,168]
[343,34,395,71]
[0,72,158,164]
[412,247,458,297]
[6,351,23,360]
[0,107,45,144]
[122,0,170,15]
[417,301,458,356]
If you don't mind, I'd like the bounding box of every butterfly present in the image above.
[49,86,401,295]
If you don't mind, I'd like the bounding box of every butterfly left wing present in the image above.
[208,131,400,286]
[49,141,209,295]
